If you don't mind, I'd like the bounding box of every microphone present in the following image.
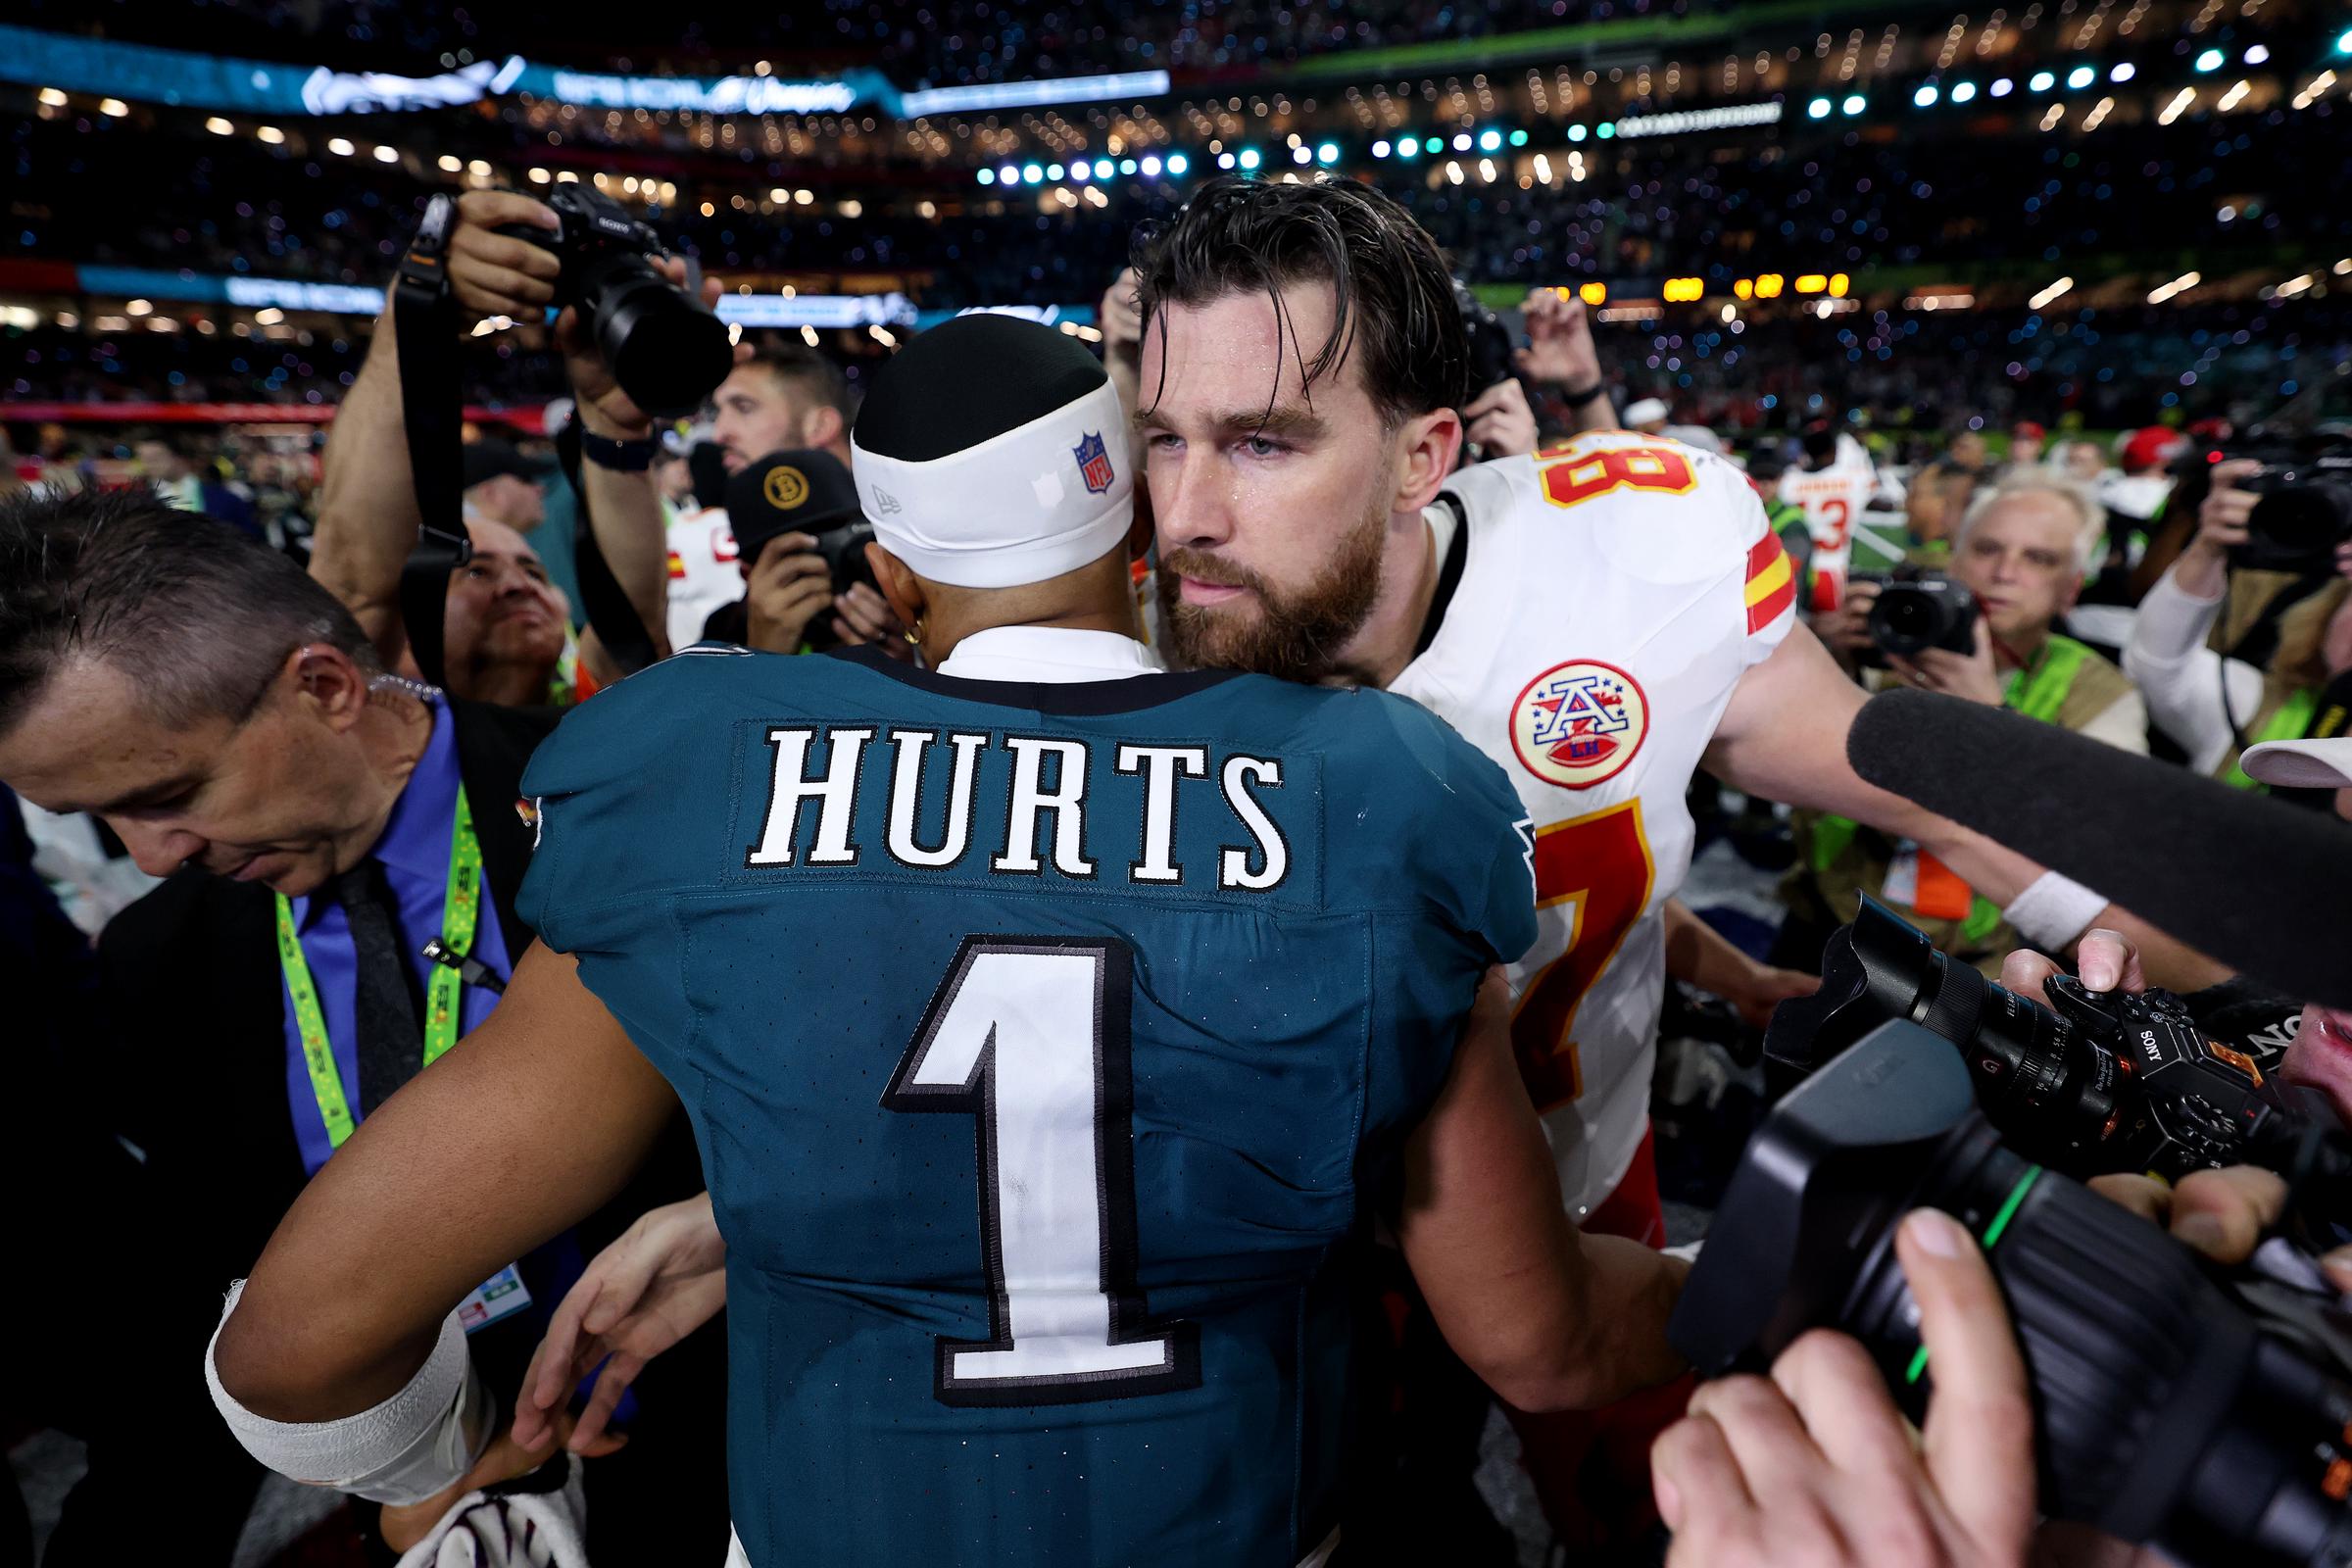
[1847,687,2352,1007]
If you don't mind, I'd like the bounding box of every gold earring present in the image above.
[904,616,925,648]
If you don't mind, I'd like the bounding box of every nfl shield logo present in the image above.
[1073,431,1115,495]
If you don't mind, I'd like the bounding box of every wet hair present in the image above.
[0,484,380,736]
[1130,174,1472,428]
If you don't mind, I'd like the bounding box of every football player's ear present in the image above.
[866,542,927,634]
[1393,406,1463,516]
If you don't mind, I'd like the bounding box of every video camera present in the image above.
[1673,899,2352,1567]
[491,186,733,419]
[1847,565,1981,668]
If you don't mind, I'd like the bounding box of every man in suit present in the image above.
[0,485,722,1564]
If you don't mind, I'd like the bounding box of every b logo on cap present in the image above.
[764,466,809,510]
[1073,431,1115,496]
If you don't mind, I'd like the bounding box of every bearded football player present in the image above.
[1128,174,2222,1545]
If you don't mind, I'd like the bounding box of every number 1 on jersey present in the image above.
[884,936,1201,1406]
[1511,803,1656,1110]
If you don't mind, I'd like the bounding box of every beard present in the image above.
[1156,496,1388,684]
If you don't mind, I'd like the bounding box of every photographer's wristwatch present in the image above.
[580,429,659,470]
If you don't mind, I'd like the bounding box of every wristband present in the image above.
[2001,869,2110,953]
[1558,380,1608,409]
[580,429,658,470]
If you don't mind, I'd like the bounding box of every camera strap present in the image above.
[391,193,474,690]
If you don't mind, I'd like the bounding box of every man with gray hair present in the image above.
[1799,476,2147,971]
[0,484,723,1560]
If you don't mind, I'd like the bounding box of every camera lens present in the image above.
[1871,584,1938,655]
[574,252,735,419]
[2250,475,2352,564]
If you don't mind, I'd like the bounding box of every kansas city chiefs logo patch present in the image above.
[1509,660,1648,790]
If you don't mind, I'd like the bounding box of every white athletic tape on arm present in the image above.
[2002,869,2112,953]
[206,1279,490,1505]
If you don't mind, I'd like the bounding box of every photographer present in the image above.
[1792,480,2146,972]
[2124,458,2352,785]
[1654,933,2352,1568]
[310,189,690,706]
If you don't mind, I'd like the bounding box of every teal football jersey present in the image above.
[518,643,1537,1567]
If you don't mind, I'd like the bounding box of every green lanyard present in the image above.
[274,787,485,1151]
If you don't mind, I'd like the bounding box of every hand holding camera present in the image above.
[446,188,737,431]
[1516,286,1603,391]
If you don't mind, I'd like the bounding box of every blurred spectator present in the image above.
[2125,457,2352,786]
[2004,419,2045,474]
[134,434,260,540]
[1904,427,1990,543]
[1794,479,2145,973]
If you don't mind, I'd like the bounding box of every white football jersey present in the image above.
[1777,444,1877,610]
[665,504,743,650]
[1393,433,1797,1215]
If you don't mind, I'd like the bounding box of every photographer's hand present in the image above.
[1463,379,1540,461]
[1652,1208,2036,1568]
[1819,578,1881,666]
[1518,288,1616,436]
[1891,615,2003,708]
[744,532,832,654]
[831,581,914,662]
[446,191,564,323]
[2170,458,2260,601]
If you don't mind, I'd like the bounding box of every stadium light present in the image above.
[437,153,463,172]
[2110,62,2136,82]
[2195,48,2225,73]
[977,168,996,185]
[1568,123,1589,141]
[2338,27,2352,55]
[1238,147,1262,171]
[1841,94,1866,116]
[1794,273,1828,295]
[327,137,356,156]
[2243,45,2269,66]
[1165,152,1189,175]
[1990,77,2014,98]
[372,145,400,163]
[1119,158,1137,174]
[2029,70,2056,91]
[2159,87,2195,123]
[1373,139,1391,157]
[36,87,66,107]
[1292,145,1312,165]
[99,97,128,117]
[1579,282,1606,306]
[1753,273,1786,299]
[2218,78,2252,111]
[206,117,235,135]
[1140,155,1162,176]
[1396,138,1419,160]
[1807,97,1832,119]
[1022,163,1045,183]
[1316,141,1340,165]
[2147,270,2201,304]
[1096,158,1116,178]
[1047,163,1065,180]
[2029,275,2075,309]
[1452,132,1472,151]
[257,125,286,144]
[1596,122,1615,138]
[1424,135,1444,153]
[1477,128,1502,152]
[1914,84,1939,108]
[2066,65,2096,89]
[1509,128,1530,146]
[1950,80,1977,104]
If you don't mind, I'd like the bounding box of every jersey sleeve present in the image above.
[1726,463,1799,667]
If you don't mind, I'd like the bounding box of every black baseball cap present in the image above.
[724,448,862,562]
[461,436,540,490]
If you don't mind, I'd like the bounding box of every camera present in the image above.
[2195,445,2352,575]
[1762,898,2351,1186]
[1671,1016,2352,1567]
[1452,279,1517,400]
[494,186,733,419]
[1848,565,1980,668]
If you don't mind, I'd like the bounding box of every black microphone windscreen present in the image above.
[1848,687,2352,1007]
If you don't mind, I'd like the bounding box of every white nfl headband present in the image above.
[853,376,1133,590]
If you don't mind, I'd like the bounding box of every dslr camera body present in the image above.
[493,186,733,418]
[1847,564,1981,668]
[1673,900,2352,1568]
[2217,444,2352,575]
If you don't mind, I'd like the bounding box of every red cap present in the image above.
[2118,425,2185,474]
[2012,420,2046,441]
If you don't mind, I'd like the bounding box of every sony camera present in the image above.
[494,186,733,419]
[1848,565,1980,668]
[1672,900,2352,1566]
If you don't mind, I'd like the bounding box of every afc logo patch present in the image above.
[1509,660,1649,790]
[1073,430,1115,495]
